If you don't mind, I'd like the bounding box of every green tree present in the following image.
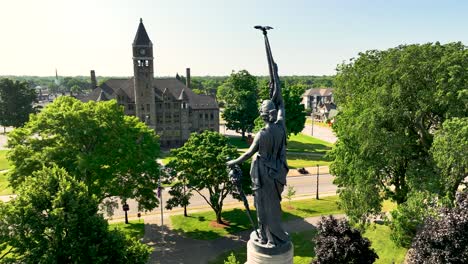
[6,96,161,211]
[431,117,468,202]
[330,42,467,225]
[165,131,239,224]
[0,166,151,263]
[218,70,258,139]
[389,191,439,247]
[0,78,37,132]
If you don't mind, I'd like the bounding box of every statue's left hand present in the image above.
[226,160,237,167]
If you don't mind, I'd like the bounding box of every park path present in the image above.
[142,212,345,264]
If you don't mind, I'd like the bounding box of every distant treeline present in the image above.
[0,75,334,97]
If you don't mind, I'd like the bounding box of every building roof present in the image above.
[303,87,334,97]
[133,18,152,46]
[82,77,218,110]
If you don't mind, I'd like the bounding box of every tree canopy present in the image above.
[0,78,37,131]
[164,131,248,224]
[330,42,468,226]
[431,117,468,202]
[0,166,151,263]
[217,70,258,138]
[7,96,161,211]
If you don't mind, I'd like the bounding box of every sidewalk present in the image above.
[142,211,345,264]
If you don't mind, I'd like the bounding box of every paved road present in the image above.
[105,174,336,220]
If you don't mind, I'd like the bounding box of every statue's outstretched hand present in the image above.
[226,160,237,167]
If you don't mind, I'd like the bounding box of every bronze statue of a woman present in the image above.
[227,26,289,248]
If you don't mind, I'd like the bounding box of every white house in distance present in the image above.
[302,87,337,121]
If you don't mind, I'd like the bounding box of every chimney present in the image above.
[90,70,97,89]
[186,68,191,89]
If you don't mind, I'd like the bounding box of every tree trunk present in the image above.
[241,130,245,140]
[184,205,188,217]
[215,210,224,224]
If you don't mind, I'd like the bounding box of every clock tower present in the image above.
[133,18,156,127]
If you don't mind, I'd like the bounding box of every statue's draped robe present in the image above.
[250,121,289,245]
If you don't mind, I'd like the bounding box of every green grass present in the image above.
[287,133,333,154]
[227,135,251,149]
[170,196,341,240]
[0,172,13,195]
[211,224,407,264]
[109,220,145,240]
[287,153,331,168]
[364,224,408,264]
[0,150,10,171]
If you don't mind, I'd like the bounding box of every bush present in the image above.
[408,190,468,263]
[313,215,378,264]
[224,252,240,264]
[389,191,438,247]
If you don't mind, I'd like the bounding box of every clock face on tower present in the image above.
[139,48,146,55]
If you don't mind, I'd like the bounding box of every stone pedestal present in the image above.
[245,231,293,264]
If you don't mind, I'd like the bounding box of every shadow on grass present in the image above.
[109,221,145,240]
[226,135,250,149]
[207,219,319,264]
[142,223,212,264]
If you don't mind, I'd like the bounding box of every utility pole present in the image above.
[316,164,320,200]
[311,111,314,136]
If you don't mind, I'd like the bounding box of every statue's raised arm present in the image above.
[255,25,285,125]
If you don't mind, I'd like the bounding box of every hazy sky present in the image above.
[1,0,467,77]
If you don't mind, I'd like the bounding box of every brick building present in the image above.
[83,19,219,148]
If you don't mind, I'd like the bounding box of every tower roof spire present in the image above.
[133,18,152,46]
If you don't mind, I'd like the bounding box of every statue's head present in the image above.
[259,100,277,123]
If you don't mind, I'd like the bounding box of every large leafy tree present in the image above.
[0,78,37,132]
[330,42,468,224]
[0,166,151,263]
[431,117,468,202]
[217,70,258,139]
[165,131,243,224]
[7,96,161,211]
[256,80,307,136]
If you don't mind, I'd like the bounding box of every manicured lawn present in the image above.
[170,196,341,240]
[364,224,408,264]
[0,150,10,171]
[287,133,333,154]
[109,220,145,240]
[0,172,13,195]
[210,224,407,264]
[287,153,331,168]
[227,135,251,149]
